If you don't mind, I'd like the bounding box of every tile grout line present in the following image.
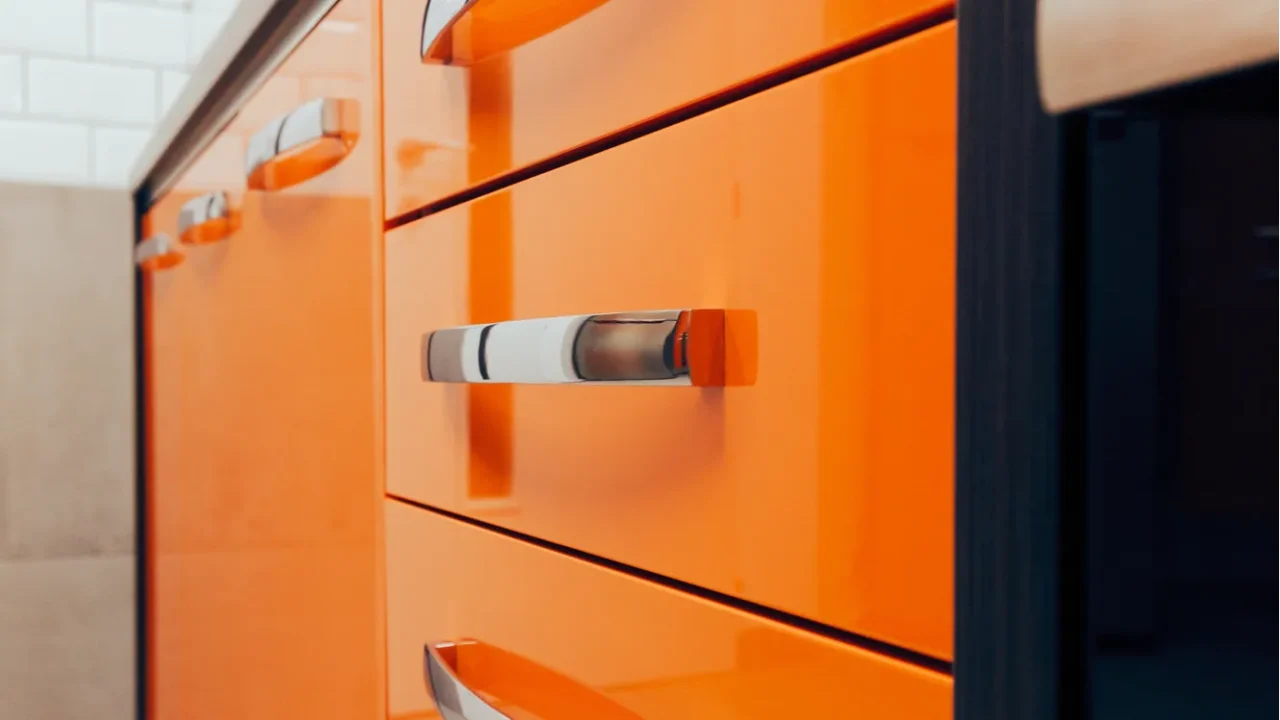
[154,67,163,122]
[18,53,28,113]
[0,111,153,130]
[23,50,195,75]
[88,1,114,181]
[87,0,96,61]
[88,123,97,180]
[86,0,97,190]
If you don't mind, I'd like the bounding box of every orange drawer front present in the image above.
[143,175,382,720]
[140,1,383,717]
[385,25,955,658]
[381,0,952,218]
[386,500,950,719]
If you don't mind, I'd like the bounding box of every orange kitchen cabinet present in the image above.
[381,0,953,217]
[139,0,384,718]
[385,24,955,659]
[386,499,951,720]
[140,149,228,720]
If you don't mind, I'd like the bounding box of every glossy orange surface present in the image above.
[382,0,952,218]
[385,25,956,658]
[386,500,951,719]
[139,251,185,271]
[141,1,384,718]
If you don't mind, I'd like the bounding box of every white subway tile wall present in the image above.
[93,127,153,185]
[0,54,21,113]
[0,119,91,183]
[93,2,190,66]
[28,58,157,124]
[187,9,233,65]
[0,0,241,186]
[0,0,90,57]
[160,70,191,114]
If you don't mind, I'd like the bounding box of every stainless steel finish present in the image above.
[244,97,360,187]
[177,192,233,240]
[575,311,684,381]
[423,642,510,720]
[133,0,343,202]
[420,0,475,63]
[421,324,466,382]
[134,234,181,268]
[424,309,727,385]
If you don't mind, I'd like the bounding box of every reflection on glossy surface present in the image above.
[386,25,956,658]
[464,58,515,501]
[387,501,951,719]
[383,0,951,217]
[142,1,382,718]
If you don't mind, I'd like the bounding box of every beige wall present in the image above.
[0,181,135,718]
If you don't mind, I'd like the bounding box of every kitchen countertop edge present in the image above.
[128,0,342,203]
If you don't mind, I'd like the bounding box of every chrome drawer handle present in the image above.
[420,0,608,65]
[135,234,183,271]
[244,97,360,191]
[177,192,235,245]
[423,309,727,386]
[420,0,473,63]
[424,642,509,720]
[424,640,641,719]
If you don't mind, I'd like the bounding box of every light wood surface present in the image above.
[1038,0,1278,112]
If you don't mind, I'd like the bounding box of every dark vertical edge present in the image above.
[954,0,1087,717]
[132,181,152,720]
[1151,119,1183,648]
[1084,115,1163,648]
[1058,110,1089,720]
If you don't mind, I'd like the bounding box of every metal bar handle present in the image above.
[177,191,236,245]
[244,97,360,191]
[424,640,642,720]
[421,0,608,65]
[423,308,726,386]
[424,642,509,720]
[135,234,183,271]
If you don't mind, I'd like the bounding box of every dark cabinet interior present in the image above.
[1085,90,1277,720]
